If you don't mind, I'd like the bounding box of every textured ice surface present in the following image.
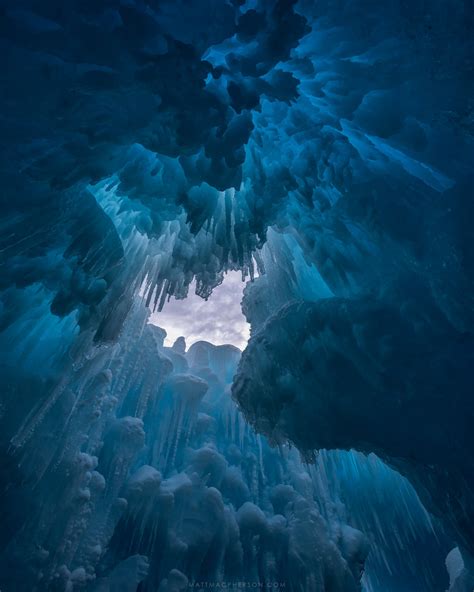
[0,0,472,589]
[0,304,372,591]
[0,300,455,591]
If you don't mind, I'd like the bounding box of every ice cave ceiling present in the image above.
[0,0,473,591]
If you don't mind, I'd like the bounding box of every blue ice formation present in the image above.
[1,303,369,591]
[0,301,452,591]
[0,0,473,590]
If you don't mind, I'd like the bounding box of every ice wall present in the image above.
[0,297,453,590]
[0,302,372,591]
[0,0,472,589]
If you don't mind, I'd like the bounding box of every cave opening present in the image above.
[149,271,250,350]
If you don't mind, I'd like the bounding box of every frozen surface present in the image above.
[0,303,372,591]
[0,0,473,589]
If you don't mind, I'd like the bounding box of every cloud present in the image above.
[149,271,250,350]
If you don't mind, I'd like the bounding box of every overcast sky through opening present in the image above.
[149,271,250,350]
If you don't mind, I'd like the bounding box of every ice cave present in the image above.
[0,0,473,590]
